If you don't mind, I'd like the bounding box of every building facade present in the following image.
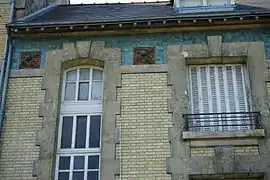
[1,0,270,180]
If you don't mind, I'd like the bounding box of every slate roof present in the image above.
[12,0,270,25]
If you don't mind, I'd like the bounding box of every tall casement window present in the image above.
[188,64,251,132]
[55,67,103,180]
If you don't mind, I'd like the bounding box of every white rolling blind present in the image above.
[188,64,250,131]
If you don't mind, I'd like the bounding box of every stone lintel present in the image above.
[9,69,44,77]
[120,64,168,73]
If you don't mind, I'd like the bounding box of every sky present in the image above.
[70,0,152,4]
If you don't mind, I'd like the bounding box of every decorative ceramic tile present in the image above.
[133,47,155,65]
[20,51,41,69]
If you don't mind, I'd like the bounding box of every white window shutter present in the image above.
[188,64,250,132]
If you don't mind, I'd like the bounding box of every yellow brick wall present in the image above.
[0,77,44,180]
[190,147,215,157]
[0,7,10,65]
[116,73,172,180]
[190,146,259,157]
[234,146,259,156]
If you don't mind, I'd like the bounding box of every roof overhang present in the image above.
[7,11,270,38]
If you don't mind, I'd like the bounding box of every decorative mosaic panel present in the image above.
[19,51,41,69]
[133,47,155,65]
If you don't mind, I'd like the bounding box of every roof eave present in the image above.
[7,10,270,28]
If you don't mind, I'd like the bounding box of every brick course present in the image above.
[116,73,172,180]
[0,77,44,180]
[190,147,215,157]
[190,146,259,157]
[234,146,259,156]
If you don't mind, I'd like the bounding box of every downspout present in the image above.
[0,0,15,134]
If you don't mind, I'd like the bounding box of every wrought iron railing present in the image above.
[183,112,262,132]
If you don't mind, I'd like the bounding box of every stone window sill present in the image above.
[182,129,265,140]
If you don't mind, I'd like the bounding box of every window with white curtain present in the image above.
[188,64,251,131]
[55,67,103,180]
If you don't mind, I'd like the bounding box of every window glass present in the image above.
[92,69,103,81]
[89,115,101,148]
[87,171,98,180]
[58,172,69,180]
[66,69,77,81]
[59,156,70,170]
[73,172,84,180]
[64,68,103,102]
[65,82,76,101]
[74,156,85,170]
[80,68,90,80]
[60,116,73,148]
[78,82,89,100]
[88,155,99,169]
[91,82,102,100]
[75,116,87,148]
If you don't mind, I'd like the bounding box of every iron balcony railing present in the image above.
[183,112,262,132]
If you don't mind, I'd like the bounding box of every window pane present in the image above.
[66,69,77,81]
[80,68,90,80]
[64,82,76,101]
[74,156,85,170]
[92,69,103,81]
[78,82,89,101]
[91,81,102,100]
[75,116,87,148]
[88,155,99,169]
[73,172,84,180]
[89,115,101,148]
[87,171,98,180]
[61,116,73,148]
[58,172,69,180]
[59,156,70,170]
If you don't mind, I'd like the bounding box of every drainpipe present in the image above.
[0,0,15,134]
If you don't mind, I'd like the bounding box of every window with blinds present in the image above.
[188,64,251,131]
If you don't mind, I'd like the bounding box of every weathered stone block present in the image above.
[207,36,222,57]
[76,40,91,58]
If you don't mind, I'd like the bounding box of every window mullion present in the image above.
[89,68,93,100]
[203,0,207,6]
[69,156,74,180]
[75,69,80,101]
[86,115,90,149]
[71,115,76,149]
[85,155,88,180]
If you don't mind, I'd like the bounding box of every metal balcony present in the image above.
[183,112,262,132]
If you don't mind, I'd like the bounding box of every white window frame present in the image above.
[61,66,103,114]
[55,66,103,180]
[187,64,252,132]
